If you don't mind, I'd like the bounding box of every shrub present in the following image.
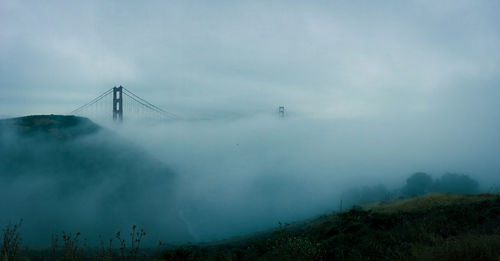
[433,173,479,194]
[61,232,83,261]
[1,219,23,261]
[403,172,433,197]
[116,225,146,260]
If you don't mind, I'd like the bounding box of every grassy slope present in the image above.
[162,193,500,261]
[362,193,500,213]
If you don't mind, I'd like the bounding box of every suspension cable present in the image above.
[122,88,179,118]
[70,88,113,114]
[122,92,173,119]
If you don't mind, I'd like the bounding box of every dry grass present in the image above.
[412,233,500,261]
[362,193,500,214]
[1,219,23,261]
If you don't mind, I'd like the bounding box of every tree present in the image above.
[402,172,433,197]
[433,173,478,194]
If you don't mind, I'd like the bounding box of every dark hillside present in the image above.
[0,115,172,188]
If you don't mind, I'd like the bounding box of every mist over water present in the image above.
[112,108,500,242]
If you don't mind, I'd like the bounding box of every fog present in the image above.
[0,119,195,246]
[114,108,500,242]
[1,0,500,247]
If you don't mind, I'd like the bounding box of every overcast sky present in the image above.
[1,0,499,119]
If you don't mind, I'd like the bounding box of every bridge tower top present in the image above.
[113,86,123,123]
[71,86,178,122]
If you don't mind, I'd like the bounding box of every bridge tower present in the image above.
[113,86,123,122]
[278,106,285,118]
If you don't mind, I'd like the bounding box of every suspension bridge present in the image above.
[70,86,179,123]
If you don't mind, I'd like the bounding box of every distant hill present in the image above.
[0,115,193,245]
[0,115,99,140]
